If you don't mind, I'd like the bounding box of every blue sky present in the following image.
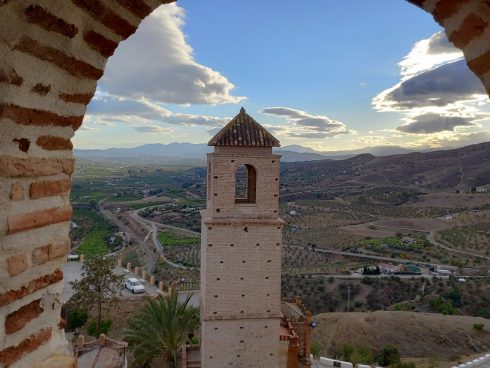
[75,1,490,151]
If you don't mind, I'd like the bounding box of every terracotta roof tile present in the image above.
[208,107,280,147]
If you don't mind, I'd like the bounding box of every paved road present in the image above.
[286,244,460,271]
[100,203,158,273]
[100,202,489,280]
[310,273,450,280]
[62,262,162,303]
[130,208,198,270]
[134,205,200,237]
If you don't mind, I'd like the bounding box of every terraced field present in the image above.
[72,208,114,257]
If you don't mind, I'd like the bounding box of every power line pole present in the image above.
[347,284,351,312]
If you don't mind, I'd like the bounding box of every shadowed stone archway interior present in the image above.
[0,0,489,366]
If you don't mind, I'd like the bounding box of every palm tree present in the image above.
[124,291,199,368]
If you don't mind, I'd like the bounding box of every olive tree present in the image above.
[68,257,124,333]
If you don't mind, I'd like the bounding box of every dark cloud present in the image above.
[261,106,350,137]
[396,114,476,134]
[380,60,485,110]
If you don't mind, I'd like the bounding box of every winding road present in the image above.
[129,207,198,270]
[99,200,488,279]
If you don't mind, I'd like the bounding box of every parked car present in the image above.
[125,277,145,294]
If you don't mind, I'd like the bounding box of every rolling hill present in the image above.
[313,311,490,361]
[281,141,490,190]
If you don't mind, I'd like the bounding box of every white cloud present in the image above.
[261,106,352,139]
[78,125,97,131]
[99,4,245,105]
[85,94,229,128]
[133,125,173,134]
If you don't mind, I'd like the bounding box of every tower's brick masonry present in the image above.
[201,144,283,368]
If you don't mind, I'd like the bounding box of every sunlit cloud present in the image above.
[399,31,463,79]
[358,135,390,146]
[99,4,245,105]
[404,131,490,148]
[261,106,352,139]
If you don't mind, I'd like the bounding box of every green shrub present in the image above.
[429,297,458,315]
[123,250,140,267]
[66,309,88,331]
[473,323,485,331]
[443,289,461,307]
[477,307,490,319]
[87,319,113,337]
[311,341,323,358]
[361,276,375,285]
[342,344,354,362]
[428,354,440,368]
[394,362,416,368]
[378,344,401,366]
[351,345,374,366]
[394,303,415,311]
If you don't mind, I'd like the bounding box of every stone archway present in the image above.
[0,1,489,367]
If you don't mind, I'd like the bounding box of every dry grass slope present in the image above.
[313,311,490,360]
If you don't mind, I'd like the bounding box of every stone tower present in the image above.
[200,108,283,368]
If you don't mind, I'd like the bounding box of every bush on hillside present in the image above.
[66,309,88,331]
[378,344,401,367]
[87,319,112,337]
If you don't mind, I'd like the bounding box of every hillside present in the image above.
[281,141,490,191]
[313,311,490,360]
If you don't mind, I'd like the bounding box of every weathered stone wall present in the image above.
[0,1,174,367]
[0,1,490,367]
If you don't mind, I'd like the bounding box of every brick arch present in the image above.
[0,0,489,366]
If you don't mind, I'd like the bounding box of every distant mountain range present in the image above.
[74,143,433,164]
[75,141,490,188]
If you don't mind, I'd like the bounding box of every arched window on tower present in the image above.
[235,164,256,204]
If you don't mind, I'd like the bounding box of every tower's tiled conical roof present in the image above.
[208,107,280,147]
